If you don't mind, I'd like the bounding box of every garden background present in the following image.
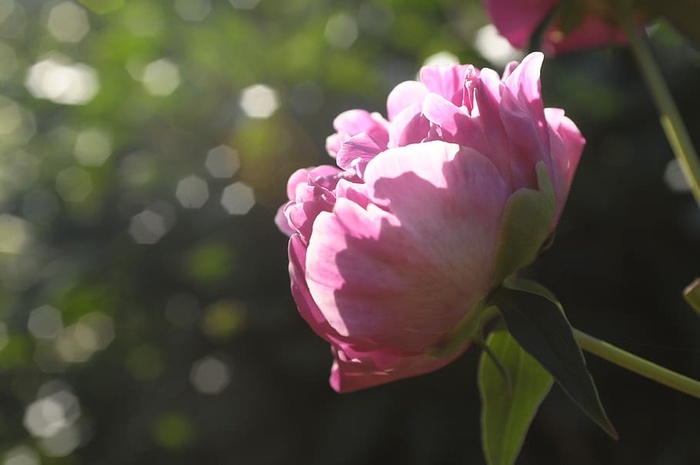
[0,0,698,464]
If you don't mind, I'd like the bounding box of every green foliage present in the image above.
[640,0,700,46]
[479,330,553,465]
[491,281,618,439]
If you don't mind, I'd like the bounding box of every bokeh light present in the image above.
[176,175,209,209]
[141,59,181,97]
[46,2,90,43]
[0,214,31,254]
[27,305,63,340]
[422,51,460,67]
[55,167,92,202]
[74,127,112,167]
[239,84,279,119]
[205,145,241,178]
[221,182,255,215]
[190,355,231,394]
[201,300,245,340]
[2,445,40,465]
[325,12,359,50]
[0,96,36,143]
[23,385,81,439]
[474,24,522,67]
[129,210,169,244]
[664,159,692,192]
[174,0,211,22]
[39,423,82,457]
[25,55,99,105]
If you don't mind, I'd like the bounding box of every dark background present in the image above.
[0,0,698,464]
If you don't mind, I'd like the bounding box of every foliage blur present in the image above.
[0,0,698,464]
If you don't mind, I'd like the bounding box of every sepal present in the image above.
[491,162,555,286]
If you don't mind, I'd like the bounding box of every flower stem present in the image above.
[573,329,700,399]
[684,278,700,316]
[620,10,700,206]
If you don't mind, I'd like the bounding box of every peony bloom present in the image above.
[484,0,631,54]
[276,52,584,392]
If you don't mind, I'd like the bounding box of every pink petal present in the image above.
[387,102,429,148]
[484,0,557,49]
[329,343,469,393]
[421,93,463,136]
[546,16,628,53]
[285,168,312,200]
[327,110,389,157]
[387,81,429,121]
[500,53,551,191]
[286,197,333,244]
[544,107,585,222]
[289,235,338,340]
[474,67,504,106]
[336,133,386,173]
[419,64,472,105]
[281,165,345,242]
[332,109,381,134]
[503,52,545,114]
[334,179,371,209]
[305,141,509,352]
[325,133,343,158]
[275,202,295,237]
[469,69,513,186]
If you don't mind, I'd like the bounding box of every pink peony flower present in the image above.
[484,0,630,54]
[276,52,584,392]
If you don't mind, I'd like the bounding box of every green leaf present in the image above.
[479,330,553,465]
[643,0,700,46]
[491,282,618,439]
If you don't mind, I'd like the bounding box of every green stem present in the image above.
[620,8,700,206]
[684,278,700,316]
[573,329,700,399]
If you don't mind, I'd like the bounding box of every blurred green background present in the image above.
[0,0,698,464]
